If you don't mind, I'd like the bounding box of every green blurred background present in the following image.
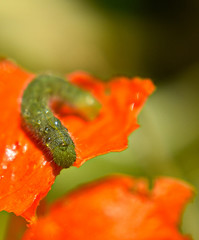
[0,0,199,239]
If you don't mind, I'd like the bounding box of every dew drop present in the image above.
[54,120,61,127]
[136,92,140,100]
[130,103,135,111]
[42,160,47,166]
[23,144,28,153]
[1,164,7,170]
[5,147,17,161]
[24,109,30,117]
[11,173,15,181]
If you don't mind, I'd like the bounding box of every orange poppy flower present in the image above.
[0,60,155,222]
[22,175,193,240]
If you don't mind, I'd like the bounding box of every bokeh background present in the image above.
[0,0,199,239]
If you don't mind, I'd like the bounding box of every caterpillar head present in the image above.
[52,142,76,168]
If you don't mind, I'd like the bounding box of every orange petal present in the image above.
[152,177,193,225]
[22,175,194,240]
[63,72,155,166]
[0,60,61,222]
[0,60,154,222]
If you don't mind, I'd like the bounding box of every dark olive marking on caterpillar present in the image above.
[21,74,101,168]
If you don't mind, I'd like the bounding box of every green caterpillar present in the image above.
[21,74,101,168]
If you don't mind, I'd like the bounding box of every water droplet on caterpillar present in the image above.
[45,127,49,133]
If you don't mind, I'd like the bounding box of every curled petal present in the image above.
[64,72,155,166]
